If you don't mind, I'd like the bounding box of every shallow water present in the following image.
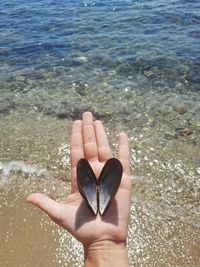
[0,0,200,266]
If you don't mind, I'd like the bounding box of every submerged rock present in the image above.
[178,128,193,136]
[164,131,178,140]
[173,103,189,114]
[143,70,154,78]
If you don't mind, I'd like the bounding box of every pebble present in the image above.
[178,128,193,136]
[143,70,154,78]
[193,121,200,127]
[165,131,178,139]
[173,103,189,114]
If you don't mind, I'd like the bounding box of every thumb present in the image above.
[26,193,62,222]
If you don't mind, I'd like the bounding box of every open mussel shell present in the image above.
[77,158,98,215]
[77,158,123,216]
[98,158,123,215]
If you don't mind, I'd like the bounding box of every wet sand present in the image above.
[0,167,82,267]
[0,199,61,267]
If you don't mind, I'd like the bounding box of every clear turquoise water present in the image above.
[1,0,200,112]
[0,1,200,267]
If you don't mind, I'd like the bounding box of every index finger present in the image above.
[70,120,84,193]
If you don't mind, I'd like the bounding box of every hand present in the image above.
[27,112,131,249]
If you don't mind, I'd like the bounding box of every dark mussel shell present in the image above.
[77,158,123,216]
[98,158,123,215]
[77,158,98,215]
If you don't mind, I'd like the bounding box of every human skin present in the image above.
[26,111,132,266]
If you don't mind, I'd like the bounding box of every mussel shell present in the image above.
[98,158,123,215]
[77,158,123,216]
[77,159,98,215]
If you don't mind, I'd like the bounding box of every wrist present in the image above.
[84,240,129,267]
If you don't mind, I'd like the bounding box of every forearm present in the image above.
[84,241,129,267]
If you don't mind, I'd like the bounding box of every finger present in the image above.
[118,132,130,175]
[93,120,111,162]
[82,111,98,161]
[70,120,84,193]
[70,120,84,168]
[26,193,62,222]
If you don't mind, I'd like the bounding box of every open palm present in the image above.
[27,112,131,247]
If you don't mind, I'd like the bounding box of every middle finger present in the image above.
[82,112,98,161]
